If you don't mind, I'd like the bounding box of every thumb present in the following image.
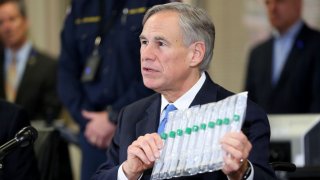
[82,110,94,120]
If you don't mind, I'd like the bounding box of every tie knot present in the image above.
[157,104,177,134]
[165,104,177,113]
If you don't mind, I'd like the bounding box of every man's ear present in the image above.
[189,41,205,67]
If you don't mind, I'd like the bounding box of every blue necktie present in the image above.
[158,104,177,134]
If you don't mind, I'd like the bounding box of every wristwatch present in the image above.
[242,163,252,180]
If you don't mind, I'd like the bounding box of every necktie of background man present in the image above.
[5,55,17,102]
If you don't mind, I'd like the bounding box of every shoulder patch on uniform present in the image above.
[75,16,101,24]
[128,7,146,15]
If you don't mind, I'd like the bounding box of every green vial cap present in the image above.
[233,114,240,121]
[169,131,176,138]
[160,133,167,140]
[216,119,223,125]
[200,123,206,130]
[193,125,199,132]
[185,127,192,134]
[177,129,183,136]
[208,121,215,128]
[223,118,230,125]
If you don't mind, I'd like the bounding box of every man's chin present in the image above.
[143,80,160,91]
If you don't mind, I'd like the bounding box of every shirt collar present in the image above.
[160,72,206,113]
[5,41,32,63]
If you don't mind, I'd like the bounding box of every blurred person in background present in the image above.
[0,0,61,122]
[245,0,320,114]
[58,0,170,179]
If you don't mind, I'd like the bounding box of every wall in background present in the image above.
[26,0,320,92]
[199,0,320,92]
[26,0,70,57]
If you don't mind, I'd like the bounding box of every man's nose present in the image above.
[141,44,155,61]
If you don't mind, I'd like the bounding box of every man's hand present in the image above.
[82,110,116,149]
[220,132,252,180]
[122,133,163,180]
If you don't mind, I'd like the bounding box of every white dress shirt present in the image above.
[272,20,303,85]
[4,41,32,90]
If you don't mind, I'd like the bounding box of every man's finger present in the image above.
[128,144,152,165]
[82,110,94,119]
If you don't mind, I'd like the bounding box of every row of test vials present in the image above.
[151,92,248,180]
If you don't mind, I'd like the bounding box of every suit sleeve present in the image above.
[91,108,125,180]
[42,56,61,120]
[244,101,276,180]
[2,107,40,180]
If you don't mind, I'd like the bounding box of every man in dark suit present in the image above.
[92,2,276,180]
[0,0,61,121]
[0,100,40,180]
[245,0,320,114]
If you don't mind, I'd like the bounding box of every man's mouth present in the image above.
[143,67,158,72]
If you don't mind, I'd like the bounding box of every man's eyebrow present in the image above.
[139,35,170,44]
[139,34,146,40]
[154,36,170,44]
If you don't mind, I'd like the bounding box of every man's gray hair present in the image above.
[142,2,215,71]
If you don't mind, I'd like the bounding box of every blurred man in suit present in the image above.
[245,0,320,113]
[92,2,275,180]
[0,0,61,121]
[0,100,39,180]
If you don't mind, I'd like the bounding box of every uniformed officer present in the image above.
[58,0,170,179]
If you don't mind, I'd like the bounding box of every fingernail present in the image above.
[155,152,160,158]
[150,156,155,161]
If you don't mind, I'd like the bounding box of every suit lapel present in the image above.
[136,95,161,137]
[190,72,218,107]
[15,48,38,103]
[0,50,6,99]
[272,24,307,93]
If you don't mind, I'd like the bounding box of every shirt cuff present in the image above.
[226,160,254,180]
[246,161,254,180]
[117,163,143,180]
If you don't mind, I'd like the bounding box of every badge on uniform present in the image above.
[81,48,101,82]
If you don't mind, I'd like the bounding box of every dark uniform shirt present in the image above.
[58,0,169,129]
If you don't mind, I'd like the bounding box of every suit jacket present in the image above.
[245,23,320,114]
[0,47,61,121]
[0,100,40,180]
[92,74,276,180]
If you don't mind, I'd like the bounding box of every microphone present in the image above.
[0,126,38,160]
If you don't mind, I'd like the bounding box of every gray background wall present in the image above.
[26,0,320,93]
